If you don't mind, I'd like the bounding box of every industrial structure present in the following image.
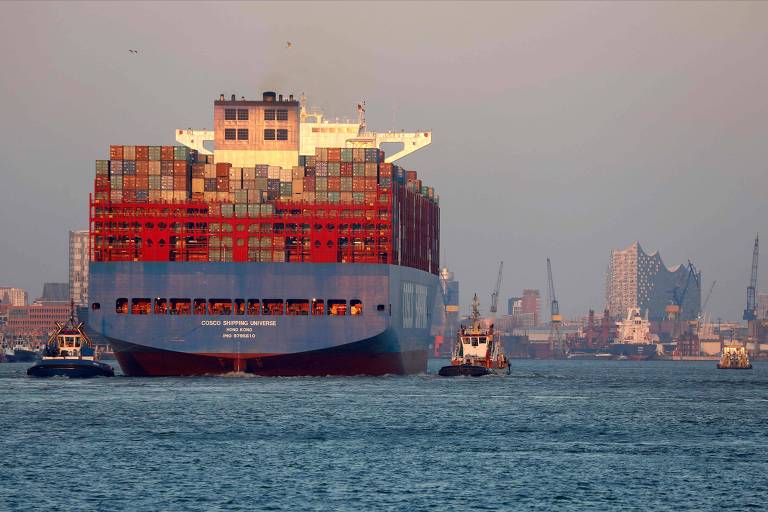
[607,242,701,323]
[69,230,89,307]
[546,258,564,357]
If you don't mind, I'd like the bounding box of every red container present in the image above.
[304,177,316,190]
[191,163,205,178]
[216,163,231,178]
[160,160,174,172]
[173,176,188,189]
[173,160,187,173]
[136,161,149,175]
[340,162,353,177]
[123,176,136,189]
[135,146,149,160]
[216,177,229,192]
[136,176,149,189]
[161,146,175,160]
[352,178,365,192]
[406,170,418,182]
[327,177,341,191]
[110,145,124,160]
[364,178,377,192]
[327,148,341,162]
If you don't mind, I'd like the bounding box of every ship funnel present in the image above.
[278,94,283,102]
[263,91,276,102]
[219,94,225,101]
[289,94,294,101]
[231,94,236,101]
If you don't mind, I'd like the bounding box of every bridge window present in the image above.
[264,129,276,141]
[263,299,283,316]
[91,302,101,310]
[264,109,275,121]
[247,299,260,315]
[350,300,363,316]
[286,299,309,316]
[225,129,236,140]
[376,304,386,312]
[170,298,191,315]
[116,298,128,314]
[276,109,288,121]
[328,300,347,316]
[237,129,249,141]
[277,129,288,141]
[312,299,324,316]
[193,299,207,315]
[237,109,249,121]
[234,299,245,315]
[209,299,232,315]
[224,109,237,120]
[153,298,168,315]
[131,298,151,315]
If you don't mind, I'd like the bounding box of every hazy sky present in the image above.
[1,1,767,320]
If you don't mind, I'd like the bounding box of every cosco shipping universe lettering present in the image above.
[85,92,439,376]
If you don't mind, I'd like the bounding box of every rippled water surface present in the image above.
[1,360,767,511]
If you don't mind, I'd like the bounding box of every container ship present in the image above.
[85,92,440,376]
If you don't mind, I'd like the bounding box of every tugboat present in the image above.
[439,294,510,377]
[27,306,115,378]
[717,342,752,369]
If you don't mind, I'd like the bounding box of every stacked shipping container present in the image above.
[91,146,439,274]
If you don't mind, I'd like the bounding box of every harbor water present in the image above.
[1,360,766,511]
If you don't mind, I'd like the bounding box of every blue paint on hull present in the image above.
[86,262,438,376]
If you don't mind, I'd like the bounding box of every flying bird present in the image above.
[128,49,139,54]
[286,41,293,49]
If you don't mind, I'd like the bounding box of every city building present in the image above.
[37,283,70,303]
[757,293,768,320]
[507,297,521,316]
[69,230,89,306]
[607,241,701,322]
[0,287,28,306]
[5,301,71,338]
[521,289,540,327]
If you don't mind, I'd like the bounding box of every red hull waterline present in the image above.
[115,346,428,377]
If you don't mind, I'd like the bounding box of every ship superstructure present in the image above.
[86,91,440,376]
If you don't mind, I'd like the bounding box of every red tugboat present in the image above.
[439,294,509,376]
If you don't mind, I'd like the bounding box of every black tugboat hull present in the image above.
[438,364,492,377]
[27,360,115,378]
[717,364,753,370]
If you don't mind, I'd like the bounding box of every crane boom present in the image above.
[702,280,716,313]
[489,261,503,315]
[547,258,560,319]
[744,234,759,321]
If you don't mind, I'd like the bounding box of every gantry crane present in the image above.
[489,261,503,318]
[547,258,564,357]
[743,235,759,322]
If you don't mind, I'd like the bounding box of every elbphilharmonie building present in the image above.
[607,242,701,322]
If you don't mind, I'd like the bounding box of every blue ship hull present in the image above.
[87,262,438,376]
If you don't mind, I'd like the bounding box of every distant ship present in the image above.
[609,308,661,360]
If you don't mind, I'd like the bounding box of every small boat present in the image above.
[5,336,39,363]
[27,306,115,378]
[439,294,510,377]
[717,343,752,370]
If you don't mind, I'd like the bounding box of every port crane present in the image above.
[743,234,759,322]
[547,258,564,357]
[489,261,503,319]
